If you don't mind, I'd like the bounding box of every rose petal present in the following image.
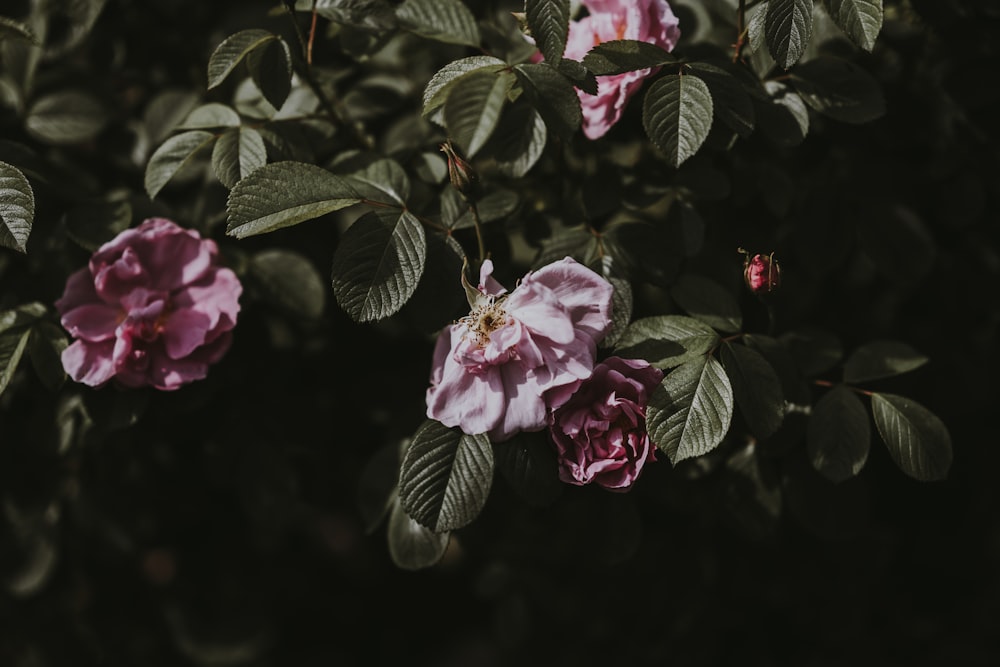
[61,340,116,387]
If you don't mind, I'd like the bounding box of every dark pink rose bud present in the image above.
[741,248,781,294]
[440,140,478,197]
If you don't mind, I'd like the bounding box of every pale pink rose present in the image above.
[550,356,663,490]
[56,218,242,390]
[565,0,681,139]
[426,257,613,442]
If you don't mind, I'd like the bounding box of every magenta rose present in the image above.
[549,356,663,490]
[564,0,681,139]
[56,218,242,390]
[426,257,613,442]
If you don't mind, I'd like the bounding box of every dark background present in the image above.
[1,0,999,665]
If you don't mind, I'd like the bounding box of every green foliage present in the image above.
[387,496,450,570]
[395,0,480,47]
[212,127,267,189]
[525,0,570,65]
[647,356,734,464]
[0,160,33,252]
[443,69,515,157]
[670,274,742,333]
[822,0,883,52]
[226,162,360,238]
[248,249,326,320]
[871,393,952,482]
[807,385,870,483]
[843,340,928,384]
[24,90,106,145]
[615,315,720,369]
[514,63,582,140]
[582,39,676,75]
[721,342,785,440]
[398,420,494,532]
[790,56,885,123]
[207,29,280,90]
[330,208,426,323]
[144,130,216,199]
[764,0,815,69]
[642,73,713,168]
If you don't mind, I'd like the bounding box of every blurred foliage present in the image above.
[1,0,999,665]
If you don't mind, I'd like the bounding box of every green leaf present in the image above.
[790,56,885,123]
[756,80,809,146]
[24,90,106,145]
[721,342,784,440]
[0,327,32,397]
[642,74,713,168]
[494,432,562,507]
[249,249,326,319]
[387,496,450,570]
[246,37,292,110]
[207,29,277,90]
[670,274,742,334]
[331,208,426,322]
[29,321,68,392]
[226,161,361,238]
[765,0,814,69]
[65,195,132,251]
[514,63,582,140]
[614,315,720,369]
[602,276,633,349]
[688,62,755,138]
[491,104,547,178]
[822,0,882,51]
[557,58,597,95]
[212,127,267,189]
[398,420,494,532]
[807,385,870,483]
[443,69,515,158]
[422,56,507,118]
[843,340,928,384]
[779,327,843,377]
[0,161,34,253]
[358,443,401,534]
[176,103,242,130]
[346,158,410,207]
[582,40,677,75]
[395,0,480,47]
[0,16,38,44]
[871,393,952,481]
[450,188,518,229]
[0,303,46,336]
[647,356,734,464]
[144,130,216,199]
[526,0,570,65]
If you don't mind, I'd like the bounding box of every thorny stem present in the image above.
[468,199,487,265]
[307,0,318,65]
[813,379,873,397]
[282,0,374,150]
[732,0,748,63]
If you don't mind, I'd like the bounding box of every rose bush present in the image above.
[564,0,681,139]
[56,218,241,390]
[550,356,663,490]
[426,257,613,442]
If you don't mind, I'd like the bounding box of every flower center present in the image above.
[460,297,508,346]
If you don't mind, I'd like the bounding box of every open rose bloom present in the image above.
[56,218,242,390]
[550,356,663,490]
[564,0,681,139]
[426,257,613,442]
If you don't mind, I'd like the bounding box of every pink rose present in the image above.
[426,257,613,442]
[550,356,663,490]
[564,0,681,139]
[56,218,242,390]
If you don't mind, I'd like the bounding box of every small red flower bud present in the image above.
[740,248,781,294]
[440,140,478,197]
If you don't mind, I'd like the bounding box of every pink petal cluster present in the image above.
[56,218,242,390]
[550,356,663,490]
[565,0,681,139]
[743,251,782,294]
[426,257,613,442]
